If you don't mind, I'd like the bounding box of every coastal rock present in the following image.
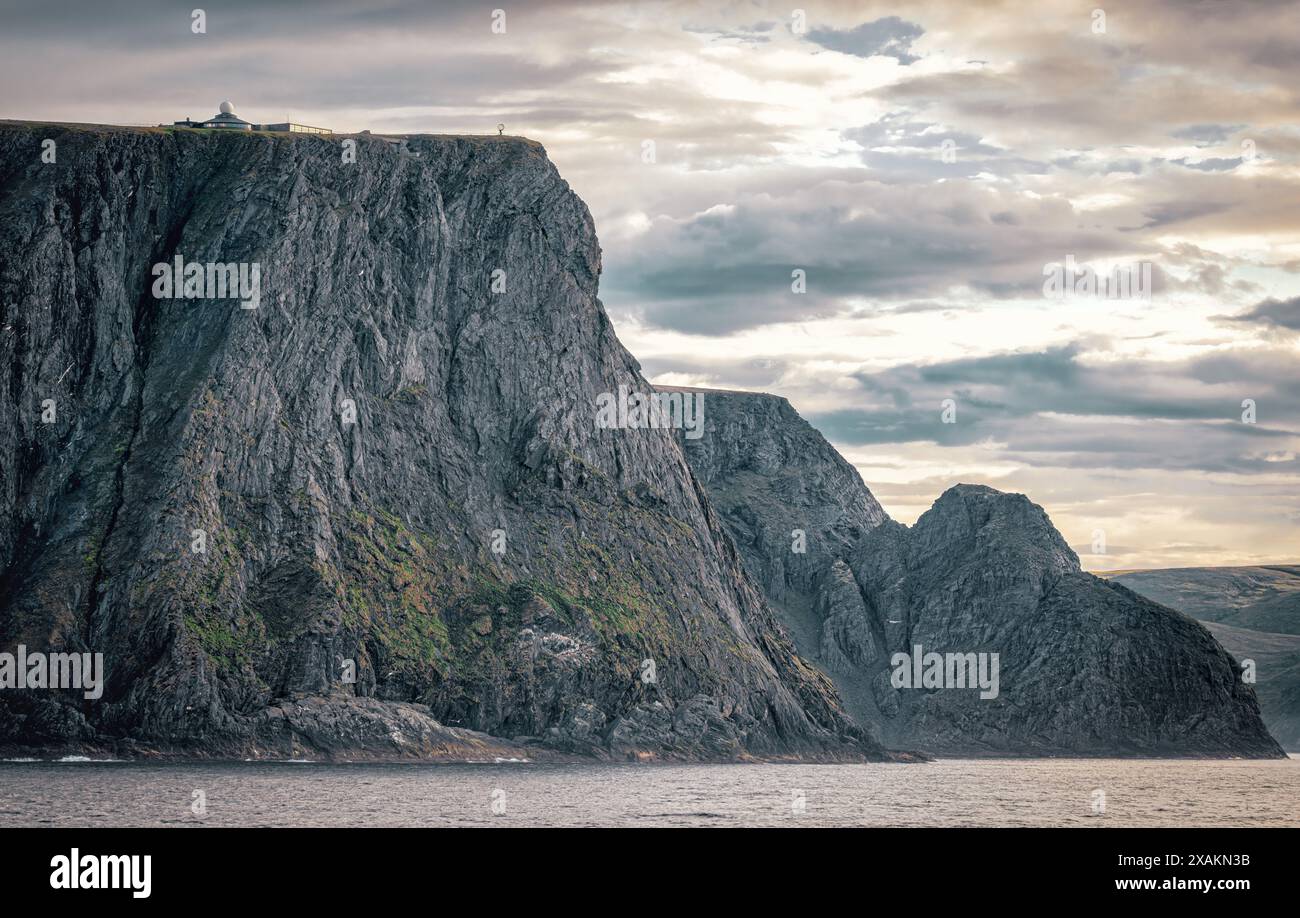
[1109,565,1300,750]
[676,387,1284,757]
[0,123,878,762]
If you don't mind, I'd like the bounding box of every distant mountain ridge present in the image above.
[1105,566,1300,635]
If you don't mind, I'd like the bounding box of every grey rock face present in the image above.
[677,387,1284,757]
[1200,622,1300,752]
[815,560,876,671]
[1108,566,1300,750]
[0,124,880,762]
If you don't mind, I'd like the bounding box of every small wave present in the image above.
[493,757,531,764]
[57,756,120,763]
[2,757,40,763]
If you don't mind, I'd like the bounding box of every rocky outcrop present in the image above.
[1107,566,1300,751]
[0,123,882,762]
[676,387,1284,757]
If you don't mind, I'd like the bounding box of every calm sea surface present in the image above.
[1,756,1296,827]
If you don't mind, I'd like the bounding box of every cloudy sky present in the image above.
[3,0,1299,570]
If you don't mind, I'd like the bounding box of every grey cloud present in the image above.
[846,115,1051,180]
[1049,155,1145,175]
[848,116,1000,154]
[1171,156,1244,172]
[857,149,1051,181]
[683,21,778,44]
[1071,543,1144,558]
[806,345,1300,474]
[1171,123,1246,145]
[865,6,1300,157]
[1127,200,1233,230]
[602,179,1158,334]
[806,16,924,64]
[640,355,792,390]
[1221,296,1300,333]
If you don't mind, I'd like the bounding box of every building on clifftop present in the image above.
[172,101,331,134]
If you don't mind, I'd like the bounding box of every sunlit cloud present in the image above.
[3,0,1298,567]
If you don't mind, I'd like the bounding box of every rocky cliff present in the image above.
[676,387,1283,757]
[1107,566,1300,750]
[0,122,881,762]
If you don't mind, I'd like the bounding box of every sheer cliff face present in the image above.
[0,124,877,761]
[679,389,1283,757]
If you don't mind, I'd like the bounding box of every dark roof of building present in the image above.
[204,112,251,126]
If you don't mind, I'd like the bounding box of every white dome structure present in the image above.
[202,100,252,131]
